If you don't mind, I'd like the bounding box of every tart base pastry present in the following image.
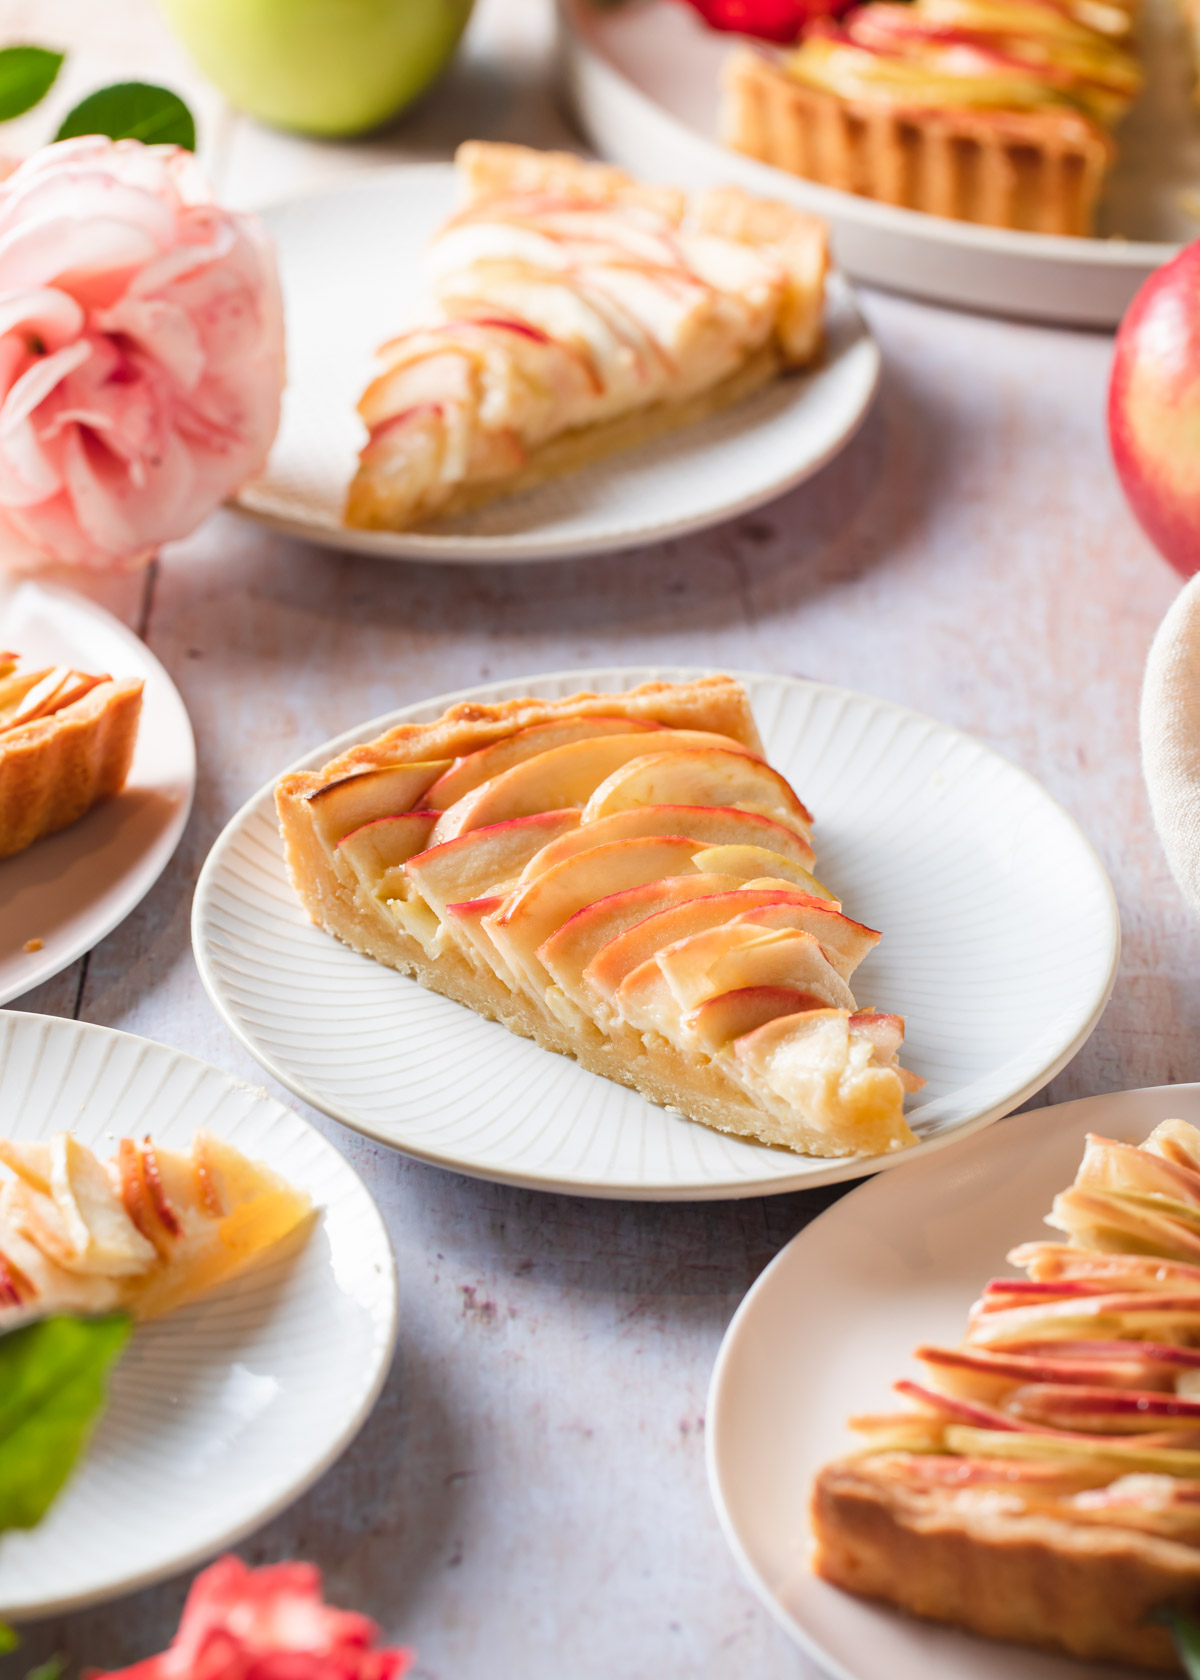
[813,1456,1194,1670]
[0,655,143,860]
[277,676,918,1159]
[811,1119,1200,1668]
[723,47,1113,236]
[345,142,828,533]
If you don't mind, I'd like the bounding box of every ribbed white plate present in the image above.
[0,582,195,1006]
[0,1014,396,1619]
[192,667,1119,1201]
[232,164,880,563]
[706,1085,1198,1680]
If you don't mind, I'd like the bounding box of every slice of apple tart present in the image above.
[0,652,143,859]
[345,141,828,532]
[812,1120,1200,1669]
[0,1129,313,1326]
[277,675,920,1159]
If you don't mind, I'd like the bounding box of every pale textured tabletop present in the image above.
[2,1,1193,1676]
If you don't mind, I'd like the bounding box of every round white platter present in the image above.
[0,582,195,1008]
[192,665,1119,1201]
[705,1083,1197,1680]
[559,0,1196,325]
[232,164,880,563]
[0,1013,397,1619]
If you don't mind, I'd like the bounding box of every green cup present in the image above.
[158,0,477,137]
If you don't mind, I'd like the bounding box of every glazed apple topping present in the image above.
[0,1130,312,1325]
[785,0,1142,124]
[0,659,109,735]
[853,1119,1200,1537]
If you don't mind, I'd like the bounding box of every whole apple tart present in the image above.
[722,0,1143,236]
[276,675,922,1159]
[813,1119,1200,1669]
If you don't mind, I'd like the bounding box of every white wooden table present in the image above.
[4,0,1194,1674]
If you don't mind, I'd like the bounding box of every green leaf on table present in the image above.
[25,1656,67,1680]
[1153,1607,1200,1678]
[54,82,195,150]
[0,1314,131,1533]
[0,47,64,122]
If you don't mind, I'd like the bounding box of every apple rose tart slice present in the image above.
[0,652,143,859]
[344,141,828,531]
[811,1120,1200,1669]
[722,0,1142,236]
[0,1129,313,1327]
[277,675,920,1159]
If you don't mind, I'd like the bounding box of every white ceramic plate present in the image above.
[560,0,1194,325]
[191,666,1119,1201]
[706,1085,1199,1680]
[0,1013,396,1619]
[0,582,195,1007]
[232,164,880,563]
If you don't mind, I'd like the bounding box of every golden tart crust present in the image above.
[0,670,143,860]
[723,46,1114,236]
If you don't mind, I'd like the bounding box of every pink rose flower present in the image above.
[0,137,285,570]
[90,1554,413,1680]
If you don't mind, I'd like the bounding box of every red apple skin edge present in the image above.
[1109,241,1200,578]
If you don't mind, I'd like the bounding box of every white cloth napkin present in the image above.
[1142,572,1200,913]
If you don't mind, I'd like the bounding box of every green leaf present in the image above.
[0,47,64,122]
[0,1315,131,1532]
[0,1621,16,1655]
[54,82,195,150]
[26,1656,67,1680]
[1153,1607,1200,1679]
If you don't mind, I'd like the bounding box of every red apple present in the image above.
[1109,242,1200,576]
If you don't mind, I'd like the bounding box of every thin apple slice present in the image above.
[730,901,879,982]
[582,888,831,1004]
[424,716,665,810]
[918,1344,1179,1401]
[483,835,708,996]
[336,812,439,894]
[655,924,854,1012]
[441,893,518,984]
[612,955,690,1042]
[692,844,830,897]
[306,761,451,848]
[732,1008,916,1155]
[519,803,815,882]
[430,731,760,843]
[0,1139,53,1194]
[405,810,581,914]
[536,873,744,1009]
[687,985,827,1052]
[583,749,812,838]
